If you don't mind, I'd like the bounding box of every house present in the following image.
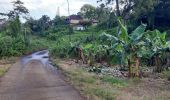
[67,15,85,31]
[67,15,98,31]
[74,25,85,31]
[69,15,82,24]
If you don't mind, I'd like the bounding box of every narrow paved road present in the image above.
[0,51,84,100]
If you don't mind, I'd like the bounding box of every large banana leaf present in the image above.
[137,46,155,58]
[118,19,129,44]
[156,30,167,45]
[165,41,170,48]
[99,32,118,41]
[130,24,147,41]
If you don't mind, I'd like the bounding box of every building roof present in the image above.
[69,15,83,20]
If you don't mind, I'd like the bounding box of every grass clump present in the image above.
[91,88,115,100]
[159,70,170,79]
[0,65,10,77]
[101,76,128,88]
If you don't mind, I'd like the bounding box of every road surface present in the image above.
[0,50,84,100]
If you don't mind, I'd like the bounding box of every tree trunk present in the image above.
[165,53,170,70]
[155,55,161,72]
[135,57,140,77]
[128,59,132,77]
[115,0,120,17]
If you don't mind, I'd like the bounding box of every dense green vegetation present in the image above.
[0,0,170,78]
[0,0,170,99]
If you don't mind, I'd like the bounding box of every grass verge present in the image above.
[0,57,16,77]
[0,65,10,77]
[159,70,170,80]
[52,58,129,100]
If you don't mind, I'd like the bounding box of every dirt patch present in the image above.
[121,78,170,100]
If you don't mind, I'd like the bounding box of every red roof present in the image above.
[69,15,83,20]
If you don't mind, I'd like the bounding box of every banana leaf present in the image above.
[130,24,147,41]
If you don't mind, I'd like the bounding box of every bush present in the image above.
[0,36,26,57]
[47,33,59,41]
[50,40,71,58]
[49,32,98,58]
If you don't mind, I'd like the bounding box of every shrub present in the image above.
[0,36,26,57]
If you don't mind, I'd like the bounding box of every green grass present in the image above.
[159,70,170,79]
[66,68,96,84]
[91,88,115,100]
[0,65,10,76]
[53,60,127,100]
[67,69,116,100]
[101,76,128,88]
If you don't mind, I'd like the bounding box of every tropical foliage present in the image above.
[0,0,170,78]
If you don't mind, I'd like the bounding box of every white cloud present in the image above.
[0,0,98,19]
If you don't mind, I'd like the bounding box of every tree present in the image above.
[52,15,66,26]
[96,4,110,22]
[80,4,97,20]
[153,0,170,30]
[97,0,157,23]
[12,0,29,17]
[7,16,21,37]
[2,0,29,38]
[25,17,38,33]
[0,0,29,19]
[38,15,51,32]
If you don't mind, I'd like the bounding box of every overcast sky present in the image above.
[0,0,98,19]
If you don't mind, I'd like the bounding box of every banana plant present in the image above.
[118,19,147,77]
[101,19,147,77]
[144,30,170,72]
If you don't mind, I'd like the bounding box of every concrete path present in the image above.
[0,52,84,100]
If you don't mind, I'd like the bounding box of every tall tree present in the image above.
[52,15,66,26]
[96,4,110,22]
[12,0,29,17]
[0,0,29,19]
[154,0,170,29]
[97,0,157,22]
[3,0,29,38]
[80,4,97,20]
[38,15,51,32]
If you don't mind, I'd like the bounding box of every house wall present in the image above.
[70,20,80,24]
[73,26,85,31]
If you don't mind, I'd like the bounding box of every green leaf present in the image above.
[99,32,118,41]
[130,24,146,41]
[160,32,166,45]
[118,19,128,44]
[84,44,93,49]
[115,43,124,52]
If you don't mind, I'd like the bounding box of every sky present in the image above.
[0,0,98,19]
